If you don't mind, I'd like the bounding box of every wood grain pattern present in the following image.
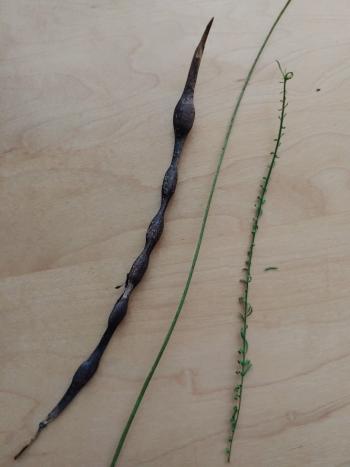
[1,1,350,466]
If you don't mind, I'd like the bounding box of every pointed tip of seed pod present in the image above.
[14,421,47,460]
[14,438,34,460]
[201,17,214,45]
[183,16,214,96]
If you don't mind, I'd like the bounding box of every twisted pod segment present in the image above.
[15,18,213,460]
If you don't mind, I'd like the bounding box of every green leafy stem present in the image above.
[226,62,293,462]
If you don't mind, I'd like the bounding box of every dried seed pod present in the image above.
[15,17,213,460]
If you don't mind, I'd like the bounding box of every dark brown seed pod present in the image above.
[15,17,213,460]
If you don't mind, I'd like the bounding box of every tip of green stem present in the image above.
[276,60,293,80]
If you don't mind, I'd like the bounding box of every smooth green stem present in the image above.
[227,65,293,463]
[110,2,293,466]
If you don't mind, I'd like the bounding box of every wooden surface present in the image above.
[1,1,350,466]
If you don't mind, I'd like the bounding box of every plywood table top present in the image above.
[1,1,350,466]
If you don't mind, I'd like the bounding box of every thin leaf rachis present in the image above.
[226,63,293,463]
